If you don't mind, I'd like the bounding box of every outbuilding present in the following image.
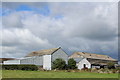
[69,52,117,69]
[4,47,68,70]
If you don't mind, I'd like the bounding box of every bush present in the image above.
[81,67,89,71]
[68,58,77,69]
[107,62,115,69]
[2,64,38,71]
[52,58,66,70]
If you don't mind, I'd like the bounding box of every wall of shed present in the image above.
[43,55,51,70]
[33,56,43,65]
[52,48,68,64]
[20,56,43,65]
[77,58,91,70]
[20,58,34,65]
[4,60,20,64]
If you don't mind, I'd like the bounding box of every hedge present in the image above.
[2,64,38,71]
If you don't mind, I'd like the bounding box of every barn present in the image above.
[4,47,68,70]
[69,52,118,70]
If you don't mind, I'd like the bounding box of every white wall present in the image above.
[20,56,43,65]
[4,60,20,64]
[43,55,51,70]
[92,65,100,68]
[77,58,91,70]
[20,58,34,65]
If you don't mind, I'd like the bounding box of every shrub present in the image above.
[2,64,38,71]
[107,62,115,69]
[81,67,88,71]
[52,58,66,70]
[68,58,77,69]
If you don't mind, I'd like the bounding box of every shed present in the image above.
[4,47,68,70]
[26,47,68,70]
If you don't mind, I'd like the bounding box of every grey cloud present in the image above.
[62,18,117,41]
[1,2,118,59]
[3,12,23,28]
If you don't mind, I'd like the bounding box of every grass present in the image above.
[2,70,119,78]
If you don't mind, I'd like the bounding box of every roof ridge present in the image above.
[36,47,59,52]
[81,52,108,56]
[51,47,61,54]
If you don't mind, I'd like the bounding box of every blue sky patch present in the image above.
[2,4,51,17]
[16,5,50,16]
[16,5,33,11]
[2,8,13,16]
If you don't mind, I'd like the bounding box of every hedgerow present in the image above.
[2,64,38,71]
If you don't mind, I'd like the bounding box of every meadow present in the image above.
[2,70,119,78]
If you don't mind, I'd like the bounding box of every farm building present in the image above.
[3,47,118,70]
[4,47,68,70]
[0,58,15,64]
[69,52,118,69]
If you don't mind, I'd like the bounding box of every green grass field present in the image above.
[2,70,119,78]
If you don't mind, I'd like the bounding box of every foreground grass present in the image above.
[2,70,118,78]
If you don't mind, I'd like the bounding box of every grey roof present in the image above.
[73,57,84,63]
[25,47,60,57]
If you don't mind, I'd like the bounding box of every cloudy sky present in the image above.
[1,2,118,59]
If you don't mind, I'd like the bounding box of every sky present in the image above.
[1,2,118,59]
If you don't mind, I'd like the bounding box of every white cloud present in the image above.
[2,2,118,59]
[1,28,53,57]
[48,3,118,41]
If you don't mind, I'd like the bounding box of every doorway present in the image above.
[84,64,86,68]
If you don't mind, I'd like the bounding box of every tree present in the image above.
[107,62,115,69]
[68,58,77,69]
[52,58,66,70]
